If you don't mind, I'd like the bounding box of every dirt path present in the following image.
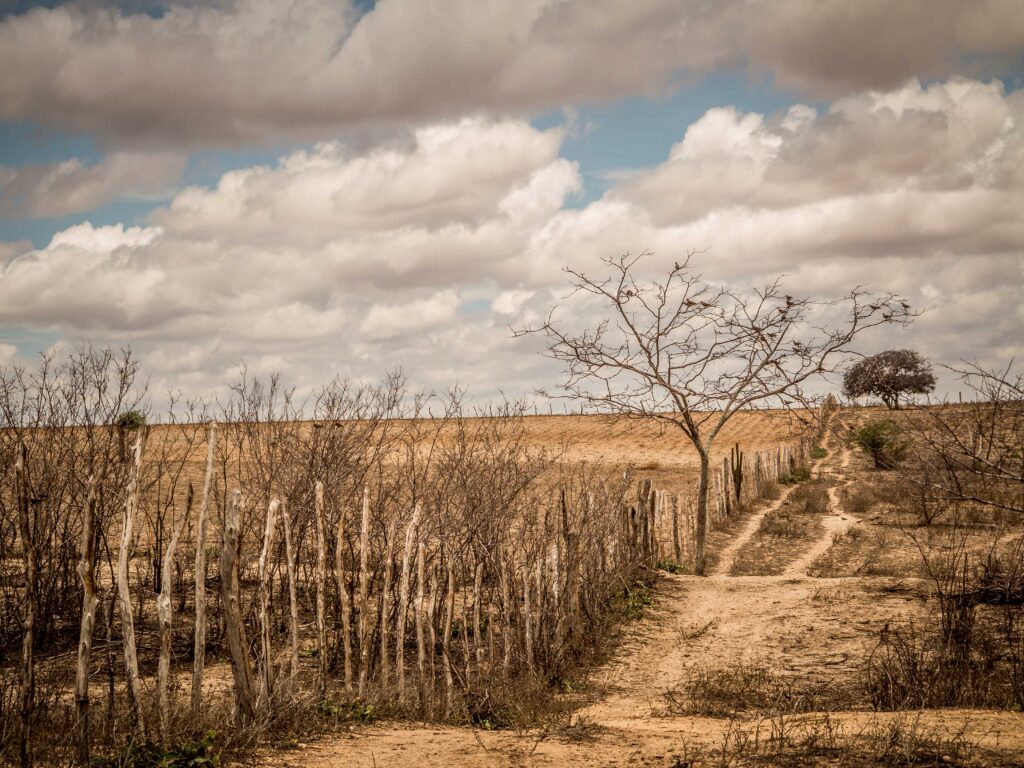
[783,442,856,577]
[259,439,1024,767]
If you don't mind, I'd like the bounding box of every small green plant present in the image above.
[115,409,147,430]
[94,732,220,768]
[622,581,654,619]
[778,466,811,485]
[657,559,686,574]
[810,447,828,460]
[320,698,374,723]
[851,419,908,469]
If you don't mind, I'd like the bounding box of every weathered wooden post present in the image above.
[158,483,192,744]
[314,481,330,697]
[257,498,280,708]
[15,443,34,768]
[75,478,99,767]
[442,563,456,712]
[414,541,427,700]
[379,517,399,686]
[117,429,147,738]
[334,490,354,693]
[396,504,422,699]
[192,421,217,718]
[220,490,257,722]
[357,487,371,698]
[281,500,301,679]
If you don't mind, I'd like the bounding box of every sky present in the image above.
[0,0,1022,405]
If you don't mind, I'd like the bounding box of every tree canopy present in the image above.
[842,349,936,409]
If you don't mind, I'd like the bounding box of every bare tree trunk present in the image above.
[314,481,329,698]
[357,487,371,699]
[16,444,35,768]
[281,501,300,680]
[257,498,280,709]
[192,421,217,718]
[220,490,256,722]
[75,478,99,767]
[158,483,192,745]
[118,429,147,739]
[396,504,421,699]
[695,451,710,576]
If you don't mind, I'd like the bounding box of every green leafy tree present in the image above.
[843,350,936,409]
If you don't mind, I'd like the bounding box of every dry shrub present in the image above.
[664,658,851,717]
[865,540,1024,711]
[843,483,880,516]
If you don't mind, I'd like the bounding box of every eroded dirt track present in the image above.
[259,433,1024,767]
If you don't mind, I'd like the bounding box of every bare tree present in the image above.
[518,251,914,574]
[901,361,1023,517]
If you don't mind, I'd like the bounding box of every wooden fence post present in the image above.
[379,517,398,686]
[442,563,456,712]
[75,477,98,767]
[334,489,353,694]
[117,429,147,739]
[396,504,422,699]
[15,443,34,768]
[257,498,280,709]
[357,487,371,699]
[192,421,217,718]
[281,500,301,680]
[220,489,257,722]
[414,541,427,701]
[158,483,192,745]
[314,481,330,698]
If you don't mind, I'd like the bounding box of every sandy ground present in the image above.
[255,428,1024,768]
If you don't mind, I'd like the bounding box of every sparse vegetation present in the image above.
[852,419,908,469]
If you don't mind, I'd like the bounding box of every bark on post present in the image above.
[16,443,35,768]
[442,563,456,712]
[192,421,217,718]
[472,561,484,667]
[117,429,147,738]
[379,517,398,686]
[356,486,371,699]
[396,504,422,699]
[314,481,330,698]
[334,497,354,694]
[281,501,300,680]
[220,490,256,722]
[75,477,99,767]
[414,542,426,698]
[158,483,192,745]
[257,498,280,709]
[671,494,682,563]
[522,564,534,673]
